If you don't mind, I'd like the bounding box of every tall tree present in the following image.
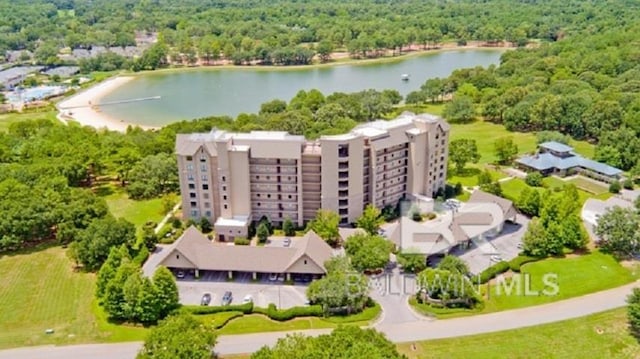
[355,204,383,235]
[153,266,181,319]
[71,216,136,271]
[449,139,480,173]
[595,206,640,259]
[443,96,475,124]
[493,137,519,165]
[306,209,340,246]
[137,314,216,359]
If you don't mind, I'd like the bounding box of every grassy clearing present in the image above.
[484,251,638,312]
[0,245,99,349]
[448,120,594,164]
[500,176,611,206]
[216,314,336,335]
[97,182,173,230]
[447,166,506,187]
[397,308,640,358]
[568,176,609,195]
[0,109,58,132]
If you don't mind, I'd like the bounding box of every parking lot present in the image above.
[453,215,529,274]
[177,280,308,309]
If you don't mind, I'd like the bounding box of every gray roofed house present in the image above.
[149,226,333,278]
[388,190,514,257]
[516,141,622,182]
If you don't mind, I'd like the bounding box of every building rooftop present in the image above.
[516,152,622,176]
[539,141,574,153]
[152,226,333,275]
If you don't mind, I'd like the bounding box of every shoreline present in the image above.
[57,77,159,132]
[55,43,514,132]
[130,42,512,76]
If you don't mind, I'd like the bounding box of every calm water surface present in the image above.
[101,49,503,127]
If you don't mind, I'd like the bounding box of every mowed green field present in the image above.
[99,183,171,229]
[484,251,638,312]
[0,110,58,132]
[0,246,100,349]
[397,308,640,358]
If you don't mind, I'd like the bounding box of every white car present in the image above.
[269,273,278,281]
[490,255,503,262]
[242,295,253,304]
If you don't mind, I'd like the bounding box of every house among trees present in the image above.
[516,142,622,183]
[387,190,516,259]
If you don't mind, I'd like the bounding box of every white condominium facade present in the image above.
[176,112,450,241]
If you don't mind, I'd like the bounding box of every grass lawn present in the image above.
[484,251,638,312]
[0,245,99,349]
[568,176,609,195]
[448,120,594,164]
[448,166,506,187]
[0,109,58,132]
[397,308,640,358]
[92,301,149,343]
[98,182,173,230]
[216,314,336,335]
[500,176,611,206]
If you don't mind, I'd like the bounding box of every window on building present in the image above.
[222,176,226,182]
[266,176,270,180]
[186,156,193,161]
[224,204,228,209]
[441,139,445,145]
[304,260,307,265]
[189,192,196,198]
[186,164,194,171]
[200,156,206,162]
[267,194,271,198]
[190,201,197,208]
[201,175,208,181]
[222,186,226,191]
[191,210,198,217]
[187,173,194,181]
[257,202,261,206]
[200,164,207,171]
[223,195,227,200]
[202,184,208,190]
[188,183,195,189]
[176,254,180,259]
[288,176,291,180]
[205,211,211,217]
[257,194,261,197]
[203,193,209,199]
[204,202,210,208]
[288,195,292,199]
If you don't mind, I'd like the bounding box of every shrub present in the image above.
[234,237,250,245]
[171,216,182,229]
[508,255,541,272]
[623,179,634,190]
[424,212,437,220]
[525,172,543,187]
[212,311,244,329]
[263,303,324,321]
[477,261,510,284]
[609,180,621,193]
[133,246,150,266]
[411,210,423,222]
[181,302,253,315]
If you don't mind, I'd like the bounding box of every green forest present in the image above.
[2,0,639,69]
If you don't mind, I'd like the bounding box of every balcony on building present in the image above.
[338,180,348,189]
[338,145,349,158]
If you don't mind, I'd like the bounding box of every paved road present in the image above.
[1,281,637,359]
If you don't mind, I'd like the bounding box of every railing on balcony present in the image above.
[338,181,348,189]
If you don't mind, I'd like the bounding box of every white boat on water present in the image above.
[401,74,410,81]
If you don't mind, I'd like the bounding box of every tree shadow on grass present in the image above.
[93,183,115,197]
[455,167,481,178]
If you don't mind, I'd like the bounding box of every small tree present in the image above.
[152,266,180,318]
[356,204,384,235]
[306,209,340,246]
[437,255,470,275]
[142,221,158,252]
[257,222,270,243]
[494,137,519,165]
[344,233,392,272]
[525,172,543,187]
[627,288,640,340]
[595,206,640,259]
[397,250,427,274]
[282,217,296,236]
[198,217,212,233]
[609,180,621,194]
[137,314,216,359]
[449,138,480,173]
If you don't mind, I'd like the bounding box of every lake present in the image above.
[100,49,503,127]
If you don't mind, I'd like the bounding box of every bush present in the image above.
[477,261,510,284]
[508,255,541,272]
[133,246,150,266]
[182,302,253,315]
[525,172,543,187]
[262,303,324,321]
[171,216,182,229]
[623,179,634,190]
[411,211,423,222]
[211,311,244,329]
[234,237,250,245]
[424,212,437,220]
[609,180,621,193]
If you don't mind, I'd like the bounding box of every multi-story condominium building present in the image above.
[176,112,450,241]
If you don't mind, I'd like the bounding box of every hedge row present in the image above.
[508,255,541,272]
[477,261,510,284]
[181,302,254,315]
[253,303,324,321]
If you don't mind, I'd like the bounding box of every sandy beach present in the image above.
[57,76,158,132]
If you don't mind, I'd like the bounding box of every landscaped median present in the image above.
[180,299,382,335]
[410,251,639,319]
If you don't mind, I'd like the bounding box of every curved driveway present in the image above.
[0,281,636,359]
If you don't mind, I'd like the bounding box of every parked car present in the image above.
[200,293,212,306]
[491,255,503,262]
[283,238,291,247]
[268,273,278,281]
[176,270,185,279]
[242,294,253,304]
[222,291,233,305]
